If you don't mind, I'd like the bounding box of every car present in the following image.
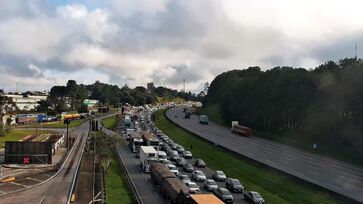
[192,170,206,182]
[176,157,187,167]
[160,159,173,165]
[177,146,185,154]
[244,191,265,204]
[212,170,227,181]
[226,178,244,193]
[171,143,178,150]
[186,182,201,194]
[183,163,194,172]
[179,174,191,184]
[167,164,180,176]
[194,159,206,168]
[204,179,218,192]
[171,151,179,161]
[213,187,233,204]
[183,151,193,159]
[158,151,167,162]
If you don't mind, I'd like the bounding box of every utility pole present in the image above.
[355,43,358,61]
[183,79,186,93]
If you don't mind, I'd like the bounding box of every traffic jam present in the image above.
[123,107,265,204]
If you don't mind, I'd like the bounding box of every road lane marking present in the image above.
[10,182,28,188]
[26,177,43,183]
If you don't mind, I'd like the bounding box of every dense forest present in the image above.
[37,80,200,115]
[204,58,363,164]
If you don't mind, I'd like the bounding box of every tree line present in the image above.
[37,80,200,115]
[204,58,363,163]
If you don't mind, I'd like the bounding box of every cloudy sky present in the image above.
[0,0,362,93]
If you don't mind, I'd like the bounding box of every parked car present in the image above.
[183,151,193,159]
[177,146,185,154]
[176,157,187,167]
[204,179,218,192]
[166,164,180,176]
[186,182,201,194]
[179,174,191,184]
[226,178,244,193]
[194,159,206,168]
[192,170,206,182]
[244,191,265,204]
[183,163,194,172]
[213,187,234,204]
[212,170,227,181]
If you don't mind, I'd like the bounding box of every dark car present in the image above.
[183,163,194,172]
[213,187,233,204]
[194,159,206,168]
[176,157,187,167]
[244,191,265,204]
[226,178,244,193]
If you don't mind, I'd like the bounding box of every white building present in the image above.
[4,93,47,111]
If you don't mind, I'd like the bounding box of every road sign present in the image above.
[23,156,30,164]
[64,119,71,125]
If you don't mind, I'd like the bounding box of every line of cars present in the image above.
[125,107,265,204]
[146,111,266,204]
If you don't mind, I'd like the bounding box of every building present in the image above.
[147,82,154,93]
[4,93,47,111]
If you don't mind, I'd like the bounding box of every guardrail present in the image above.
[66,127,89,204]
[101,121,143,204]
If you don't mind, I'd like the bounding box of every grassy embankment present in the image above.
[154,109,346,204]
[106,155,136,204]
[0,129,53,148]
[101,116,117,130]
[198,104,363,166]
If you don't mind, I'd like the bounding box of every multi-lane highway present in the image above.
[166,106,363,203]
[0,122,89,204]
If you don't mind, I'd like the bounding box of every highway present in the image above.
[166,106,363,203]
[0,122,89,204]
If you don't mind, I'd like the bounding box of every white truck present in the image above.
[140,146,158,172]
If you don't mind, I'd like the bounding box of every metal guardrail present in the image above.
[114,145,143,204]
[100,119,143,204]
[66,127,89,204]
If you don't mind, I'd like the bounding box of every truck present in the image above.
[150,163,177,185]
[199,115,208,125]
[189,194,224,204]
[16,114,37,125]
[139,146,158,172]
[161,177,190,204]
[37,114,47,123]
[142,131,160,150]
[231,121,251,137]
[129,134,144,153]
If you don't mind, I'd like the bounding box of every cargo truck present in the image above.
[150,163,177,185]
[189,194,224,204]
[139,146,158,172]
[16,114,37,125]
[129,134,144,153]
[161,177,190,204]
[231,121,251,137]
[199,115,208,125]
[142,131,160,150]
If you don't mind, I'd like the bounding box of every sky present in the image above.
[0,0,363,93]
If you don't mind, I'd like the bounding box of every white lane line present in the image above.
[25,177,43,182]
[10,182,28,188]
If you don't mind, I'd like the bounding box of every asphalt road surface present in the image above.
[166,106,363,203]
[0,122,89,204]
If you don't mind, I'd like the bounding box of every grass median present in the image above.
[101,116,117,130]
[154,109,346,204]
[106,153,136,204]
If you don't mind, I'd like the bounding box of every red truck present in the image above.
[231,121,251,137]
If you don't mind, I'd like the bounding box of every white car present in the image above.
[167,164,180,176]
[183,151,193,159]
[205,179,218,192]
[192,170,206,182]
[186,182,201,194]
[179,174,191,184]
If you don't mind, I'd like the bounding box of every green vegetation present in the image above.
[18,119,87,129]
[101,116,117,130]
[0,129,53,148]
[154,109,345,204]
[106,154,136,204]
[204,58,363,166]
